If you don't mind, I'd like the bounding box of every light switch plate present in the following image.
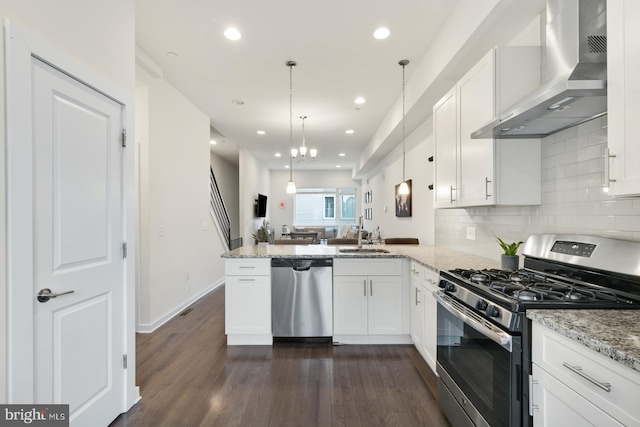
[466,226,476,241]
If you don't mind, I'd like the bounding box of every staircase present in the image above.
[209,166,232,250]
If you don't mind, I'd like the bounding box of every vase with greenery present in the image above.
[252,221,270,245]
[496,236,523,270]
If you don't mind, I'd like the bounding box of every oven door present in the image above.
[436,292,523,427]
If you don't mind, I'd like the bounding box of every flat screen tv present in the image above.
[255,193,267,217]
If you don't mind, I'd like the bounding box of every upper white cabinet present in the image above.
[607,0,640,196]
[434,47,542,208]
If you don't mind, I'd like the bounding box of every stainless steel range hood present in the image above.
[472,0,607,139]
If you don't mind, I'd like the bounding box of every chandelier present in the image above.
[291,115,317,161]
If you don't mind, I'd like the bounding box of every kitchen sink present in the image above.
[338,248,390,254]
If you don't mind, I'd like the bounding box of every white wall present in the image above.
[0,1,135,403]
[210,152,240,241]
[269,170,360,238]
[136,64,225,330]
[239,149,271,244]
[435,117,640,262]
[359,120,435,245]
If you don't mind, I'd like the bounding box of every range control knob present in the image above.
[475,299,488,311]
[486,304,500,318]
[444,282,456,292]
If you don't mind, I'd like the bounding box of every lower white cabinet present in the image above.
[531,364,623,427]
[333,275,403,335]
[225,258,272,345]
[420,267,439,372]
[333,258,409,343]
[530,323,640,426]
[410,265,424,350]
[410,261,438,372]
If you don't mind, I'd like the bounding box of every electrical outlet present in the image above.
[466,226,476,241]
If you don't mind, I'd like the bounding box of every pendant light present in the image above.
[398,59,410,195]
[285,60,297,194]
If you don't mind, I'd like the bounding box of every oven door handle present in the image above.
[436,292,513,352]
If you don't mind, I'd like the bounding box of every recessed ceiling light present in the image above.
[285,165,290,169]
[355,97,366,104]
[339,153,346,157]
[373,27,390,40]
[345,129,354,134]
[210,139,217,145]
[257,130,266,135]
[224,27,241,41]
[232,99,245,105]
[336,164,342,168]
[275,153,281,157]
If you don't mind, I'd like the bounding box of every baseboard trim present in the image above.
[136,278,224,333]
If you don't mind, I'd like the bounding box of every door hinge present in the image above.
[122,129,127,147]
[123,354,128,369]
[123,242,128,259]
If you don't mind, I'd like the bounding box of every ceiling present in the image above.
[135,0,462,171]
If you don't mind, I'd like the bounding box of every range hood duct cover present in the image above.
[472,0,607,139]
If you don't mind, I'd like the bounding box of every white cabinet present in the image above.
[607,0,640,196]
[333,258,409,343]
[420,267,439,372]
[433,87,458,207]
[410,263,424,349]
[434,47,542,208]
[409,260,439,373]
[224,258,272,345]
[530,323,640,426]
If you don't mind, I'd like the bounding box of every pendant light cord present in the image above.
[402,61,406,182]
[286,61,296,182]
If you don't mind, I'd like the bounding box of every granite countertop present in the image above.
[222,243,500,273]
[527,310,640,373]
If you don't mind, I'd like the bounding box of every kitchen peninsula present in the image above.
[222,244,498,346]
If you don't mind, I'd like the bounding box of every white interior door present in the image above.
[30,57,125,426]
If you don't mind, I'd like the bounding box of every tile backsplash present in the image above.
[435,116,640,261]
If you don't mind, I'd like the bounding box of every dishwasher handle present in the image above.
[271,258,333,270]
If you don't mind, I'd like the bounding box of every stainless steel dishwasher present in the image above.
[271,258,333,341]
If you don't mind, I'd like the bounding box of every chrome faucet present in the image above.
[357,215,364,248]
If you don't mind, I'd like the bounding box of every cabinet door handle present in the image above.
[450,185,456,203]
[238,266,255,269]
[415,288,420,305]
[364,279,367,297]
[562,362,611,392]
[529,375,539,414]
[370,280,373,296]
[485,177,492,200]
[238,278,255,282]
[604,148,617,188]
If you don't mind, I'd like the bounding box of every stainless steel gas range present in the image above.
[435,234,640,427]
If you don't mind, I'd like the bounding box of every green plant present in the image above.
[252,226,269,243]
[496,236,523,256]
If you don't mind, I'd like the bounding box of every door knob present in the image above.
[37,288,74,303]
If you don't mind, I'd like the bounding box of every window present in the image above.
[294,188,356,226]
[323,196,335,219]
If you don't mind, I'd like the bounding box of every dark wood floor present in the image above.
[110,286,451,427]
